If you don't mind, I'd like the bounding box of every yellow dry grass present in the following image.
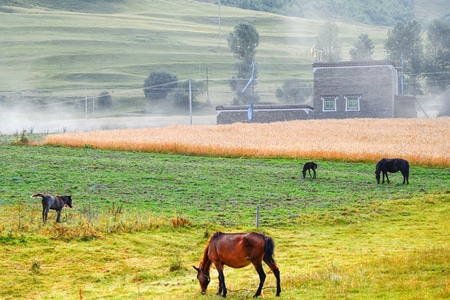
[45,118,450,167]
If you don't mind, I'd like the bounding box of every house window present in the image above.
[321,96,338,111]
[344,95,361,111]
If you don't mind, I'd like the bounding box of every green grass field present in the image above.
[0,142,448,299]
[1,1,449,298]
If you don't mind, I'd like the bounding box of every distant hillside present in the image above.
[414,0,450,23]
[0,0,390,97]
[0,0,125,13]
[1,0,445,121]
[198,0,449,26]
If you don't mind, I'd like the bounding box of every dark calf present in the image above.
[32,193,73,223]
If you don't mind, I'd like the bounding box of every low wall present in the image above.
[216,104,313,124]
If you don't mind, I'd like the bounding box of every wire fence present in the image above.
[0,72,446,134]
[0,78,315,116]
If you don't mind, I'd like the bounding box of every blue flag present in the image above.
[248,104,253,122]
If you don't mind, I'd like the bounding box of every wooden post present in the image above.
[256,206,260,228]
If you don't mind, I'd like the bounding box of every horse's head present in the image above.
[193,266,210,294]
[62,195,73,208]
[375,165,381,184]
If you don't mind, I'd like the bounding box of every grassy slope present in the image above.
[0,144,449,299]
[0,0,389,102]
[414,0,449,22]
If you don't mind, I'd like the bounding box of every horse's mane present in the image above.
[200,233,222,273]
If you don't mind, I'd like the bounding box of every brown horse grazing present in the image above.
[193,232,281,298]
[375,158,409,184]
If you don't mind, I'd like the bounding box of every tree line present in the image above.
[318,18,450,115]
[142,17,449,116]
[201,0,414,26]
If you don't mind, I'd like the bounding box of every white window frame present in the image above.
[344,95,361,111]
[321,96,338,112]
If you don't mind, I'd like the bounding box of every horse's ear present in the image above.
[193,266,199,272]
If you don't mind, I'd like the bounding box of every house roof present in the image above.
[313,60,396,68]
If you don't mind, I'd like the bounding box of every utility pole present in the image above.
[85,88,88,119]
[401,53,404,96]
[206,67,210,105]
[218,0,221,48]
[189,79,192,125]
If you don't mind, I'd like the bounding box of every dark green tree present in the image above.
[424,19,450,116]
[97,91,112,109]
[228,22,260,104]
[424,19,450,93]
[143,72,178,100]
[349,33,375,61]
[169,80,206,108]
[316,22,342,62]
[385,20,424,95]
[276,79,311,104]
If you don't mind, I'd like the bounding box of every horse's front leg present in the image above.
[253,264,266,298]
[56,209,62,222]
[43,208,49,224]
[382,172,388,184]
[216,269,227,297]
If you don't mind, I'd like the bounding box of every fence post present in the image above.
[189,79,192,125]
[256,206,260,228]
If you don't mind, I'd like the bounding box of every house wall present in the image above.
[312,61,399,119]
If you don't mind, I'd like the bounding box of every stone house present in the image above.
[216,60,416,124]
[312,60,416,118]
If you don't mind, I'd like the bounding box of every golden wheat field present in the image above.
[45,118,450,166]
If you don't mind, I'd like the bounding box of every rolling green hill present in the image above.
[0,0,447,119]
[0,0,388,102]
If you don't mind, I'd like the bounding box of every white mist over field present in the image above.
[0,110,216,135]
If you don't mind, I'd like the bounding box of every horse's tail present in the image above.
[263,236,276,264]
[31,193,45,198]
[404,160,410,179]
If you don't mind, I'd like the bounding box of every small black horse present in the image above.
[375,158,409,184]
[32,193,73,223]
[302,161,317,179]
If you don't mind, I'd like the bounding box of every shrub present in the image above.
[97,91,112,109]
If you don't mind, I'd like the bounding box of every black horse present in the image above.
[375,158,409,184]
[32,193,73,223]
[302,161,317,179]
